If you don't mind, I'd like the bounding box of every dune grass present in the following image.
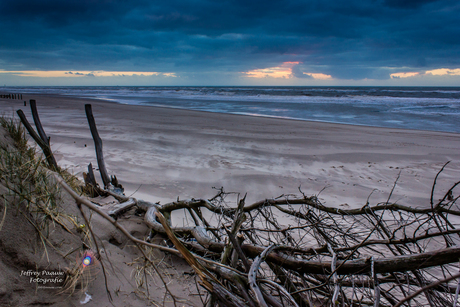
[0,116,96,294]
[1,117,69,233]
[0,116,92,257]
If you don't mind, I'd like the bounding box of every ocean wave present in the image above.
[3,86,460,133]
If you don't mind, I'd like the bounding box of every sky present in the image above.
[0,0,459,86]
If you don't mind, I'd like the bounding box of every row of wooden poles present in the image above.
[16,99,117,191]
[1,93,23,99]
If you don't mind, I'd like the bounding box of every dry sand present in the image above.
[1,94,460,210]
[1,93,460,306]
[0,112,202,307]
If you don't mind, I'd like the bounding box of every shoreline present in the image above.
[10,92,460,135]
[1,94,460,212]
[63,95,460,135]
[3,87,460,134]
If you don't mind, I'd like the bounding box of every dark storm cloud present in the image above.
[383,0,439,9]
[0,0,459,81]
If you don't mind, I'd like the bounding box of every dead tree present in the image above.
[74,155,460,307]
[58,168,460,307]
[129,170,460,307]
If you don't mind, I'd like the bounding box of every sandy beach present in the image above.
[1,94,459,211]
[2,93,460,306]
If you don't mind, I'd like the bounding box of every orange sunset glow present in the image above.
[390,68,460,79]
[303,72,333,80]
[243,62,333,80]
[243,62,300,78]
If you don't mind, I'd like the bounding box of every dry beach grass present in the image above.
[0,107,204,306]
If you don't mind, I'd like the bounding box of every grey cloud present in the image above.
[291,65,313,79]
[0,0,458,82]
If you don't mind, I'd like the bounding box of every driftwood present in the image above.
[118,164,460,307]
[85,104,111,189]
[107,198,137,218]
[17,101,460,306]
[101,165,460,306]
[82,162,101,197]
[107,175,459,306]
[16,101,58,170]
[249,244,277,307]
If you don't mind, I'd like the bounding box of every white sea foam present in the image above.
[3,86,460,133]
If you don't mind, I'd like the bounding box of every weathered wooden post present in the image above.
[30,100,50,146]
[82,162,101,197]
[85,104,111,188]
[16,107,58,171]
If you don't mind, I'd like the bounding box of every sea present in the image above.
[4,86,460,133]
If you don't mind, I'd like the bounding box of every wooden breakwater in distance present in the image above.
[1,93,23,100]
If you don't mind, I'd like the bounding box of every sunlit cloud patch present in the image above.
[425,68,460,76]
[390,68,460,79]
[243,62,300,78]
[303,73,333,80]
[242,62,332,81]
